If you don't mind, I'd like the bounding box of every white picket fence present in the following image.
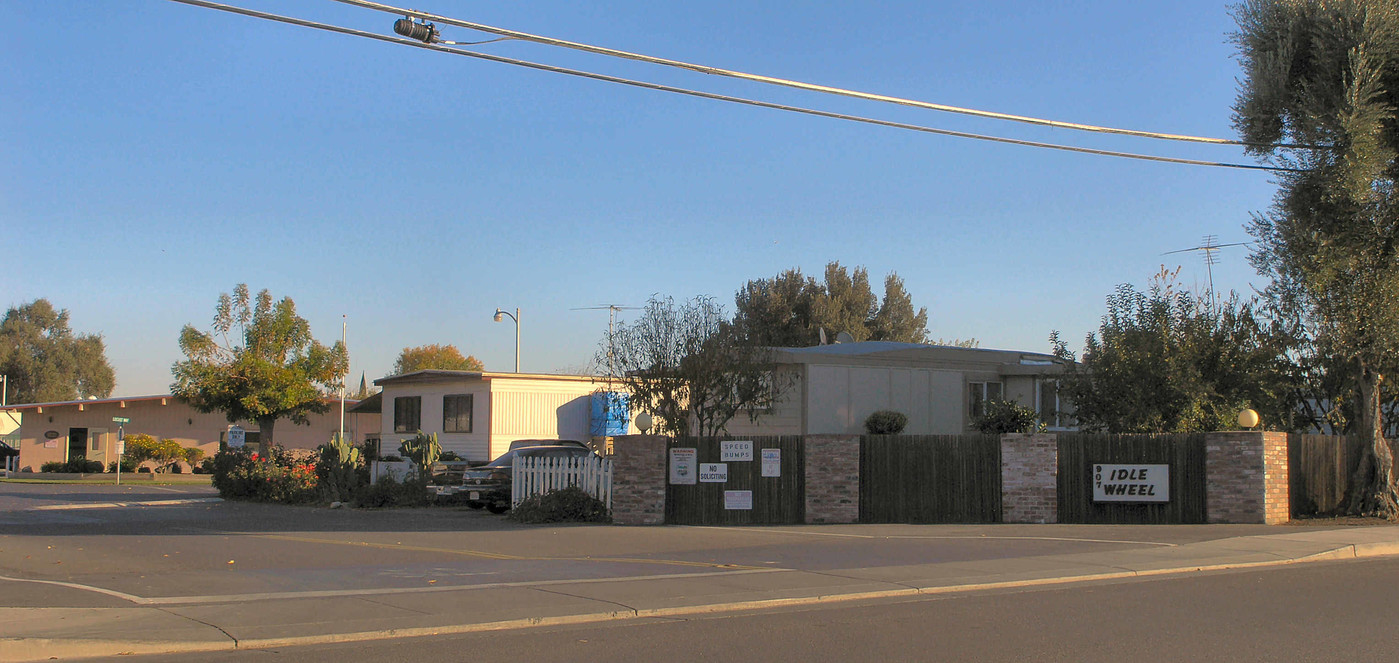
[511,454,613,510]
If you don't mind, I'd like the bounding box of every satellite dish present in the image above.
[818,328,828,345]
[834,331,854,344]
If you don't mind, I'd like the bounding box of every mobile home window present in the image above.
[968,381,1003,419]
[1037,380,1072,429]
[443,394,473,433]
[394,396,422,433]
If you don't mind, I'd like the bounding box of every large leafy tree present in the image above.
[393,344,484,374]
[603,295,792,437]
[1052,269,1294,434]
[1233,0,1399,517]
[171,285,347,446]
[0,299,114,403]
[734,262,931,346]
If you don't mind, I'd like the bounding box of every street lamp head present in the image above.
[493,309,504,323]
[1238,408,1260,429]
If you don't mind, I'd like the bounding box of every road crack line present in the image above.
[155,606,240,646]
[529,586,639,615]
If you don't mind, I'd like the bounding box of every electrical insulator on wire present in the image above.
[394,17,440,44]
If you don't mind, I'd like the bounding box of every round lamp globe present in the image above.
[1237,409,1260,429]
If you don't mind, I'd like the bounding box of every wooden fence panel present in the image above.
[859,435,1001,523]
[1287,434,1360,517]
[665,436,805,525]
[1057,433,1207,524]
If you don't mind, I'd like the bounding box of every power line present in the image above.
[331,0,1326,151]
[164,0,1301,173]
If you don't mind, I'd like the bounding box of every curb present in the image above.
[5,541,1398,662]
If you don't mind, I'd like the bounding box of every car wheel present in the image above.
[486,503,509,514]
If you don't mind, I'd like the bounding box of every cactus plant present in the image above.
[398,430,441,480]
[317,433,366,502]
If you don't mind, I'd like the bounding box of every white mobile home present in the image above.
[368,371,634,462]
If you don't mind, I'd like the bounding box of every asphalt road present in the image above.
[1,482,1296,606]
[120,557,1399,663]
[5,481,1396,663]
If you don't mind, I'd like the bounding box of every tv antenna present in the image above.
[572,305,640,376]
[1163,235,1249,307]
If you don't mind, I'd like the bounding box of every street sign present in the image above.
[112,417,130,424]
[1093,464,1170,502]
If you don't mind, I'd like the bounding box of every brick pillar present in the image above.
[1206,432,1290,524]
[610,435,668,525]
[804,435,859,524]
[1001,433,1058,523]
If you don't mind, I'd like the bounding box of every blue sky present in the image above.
[3,1,1279,397]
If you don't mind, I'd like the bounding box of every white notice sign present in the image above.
[720,439,754,461]
[669,448,697,485]
[699,463,728,483]
[761,448,781,477]
[724,490,753,510]
[227,426,246,448]
[1093,464,1169,502]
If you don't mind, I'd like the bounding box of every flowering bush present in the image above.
[211,445,320,503]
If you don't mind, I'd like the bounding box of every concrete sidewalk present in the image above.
[4,524,1398,662]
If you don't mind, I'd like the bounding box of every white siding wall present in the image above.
[380,382,491,461]
[486,378,606,460]
[713,366,804,437]
[806,364,967,435]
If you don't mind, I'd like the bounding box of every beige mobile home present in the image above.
[722,342,1072,437]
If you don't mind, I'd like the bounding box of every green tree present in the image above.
[392,344,484,374]
[171,284,347,446]
[734,262,931,346]
[1233,0,1399,517]
[604,295,792,437]
[0,299,114,403]
[1052,269,1294,434]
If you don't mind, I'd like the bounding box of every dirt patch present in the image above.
[1286,514,1396,527]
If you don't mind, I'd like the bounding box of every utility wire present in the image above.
[330,0,1324,151]
[164,0,1301,173]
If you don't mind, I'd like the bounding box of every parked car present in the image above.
[461,441,597,514]
[506,438,590,451]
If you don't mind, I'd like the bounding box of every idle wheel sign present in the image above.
[1092,464,1169,502]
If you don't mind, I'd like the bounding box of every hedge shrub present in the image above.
[210,445,319,503]
[972,399,1042,435]
[508,486,611,524]
[40,459,105,473]
[864,410,909,435]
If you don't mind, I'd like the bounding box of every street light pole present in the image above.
[493,307,520,373]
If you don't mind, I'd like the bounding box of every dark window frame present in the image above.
[394,396,422,433]
[968,381,1004,420]
[442,394,473,433]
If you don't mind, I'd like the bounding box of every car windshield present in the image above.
[480,446,591,469]
[481,451,516,468]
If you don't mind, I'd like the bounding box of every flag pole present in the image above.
[339,315,347,443]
